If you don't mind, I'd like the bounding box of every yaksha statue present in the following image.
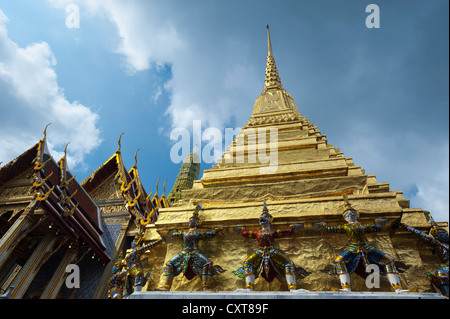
[107,259,128,299]
[233,200,310,291]
[125,233,165,292]
[392,212,448,297]
[313,194,409,293]
[160,203,225,291]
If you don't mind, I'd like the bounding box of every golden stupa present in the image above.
[140,26,447,293]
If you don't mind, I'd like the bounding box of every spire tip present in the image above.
[266,25,273,56]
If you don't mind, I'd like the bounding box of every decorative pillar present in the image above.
[40,246,79,299]
[10,233,57,299]
[0,202,38,270]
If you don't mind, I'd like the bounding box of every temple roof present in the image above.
[81,152,124,193]
[82,135,160,225]
[0,126,109,262]
[127,149,156,224]
[0,142,39,187]
[81,133,132,194]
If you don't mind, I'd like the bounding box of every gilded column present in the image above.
[40,246,79,299]
[0,202,39,270]
[10,233,58,299]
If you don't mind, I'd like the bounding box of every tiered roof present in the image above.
[81,134,165,225]
[0,124,109,263]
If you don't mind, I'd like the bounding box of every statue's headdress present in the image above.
[112,259,124,274]
[190,202,202,221]
[131,232,144,248]
[342,194,358,217]
[427,212,449,243]
[260,199,274,223]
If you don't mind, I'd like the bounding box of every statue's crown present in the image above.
[260,199,274,222]
[191,202,202,220]
[342,194,358,216]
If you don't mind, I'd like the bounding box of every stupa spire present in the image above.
[267,24,273,56]
[264,25,282,89]
[246,25,300,121]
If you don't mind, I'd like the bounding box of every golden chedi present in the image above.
[140,26,448,294]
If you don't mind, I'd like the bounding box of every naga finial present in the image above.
[155,177,160,196]
[117,133,124,152]
[134,148,140,166]
[163,179,167,195]
[43,123,52,139]
[64,142,70,157]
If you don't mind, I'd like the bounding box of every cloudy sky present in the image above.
[0,0,448,222]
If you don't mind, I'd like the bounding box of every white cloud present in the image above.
[339,123,449,223]
[47,0,259,133]
[100,2,183,73]
[48,0,184,72]
[152,84,162,103]
[0,9,101,170]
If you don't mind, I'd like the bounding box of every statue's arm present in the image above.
[202,228,219,239]
[233,226,257,238]
[313,222,341,233]
[363,223,382,233]
[392,222,438,246]
[139,237,165,253]
[276,224,303,237]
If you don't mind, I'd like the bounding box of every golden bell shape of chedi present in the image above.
[139,26,448,294]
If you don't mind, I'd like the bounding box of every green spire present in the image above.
[167,150,201,204]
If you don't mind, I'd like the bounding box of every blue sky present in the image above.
[0,0,448,223]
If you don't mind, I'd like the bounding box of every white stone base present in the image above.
[128,290,446,299]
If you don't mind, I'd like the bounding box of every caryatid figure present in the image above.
[160,203,225,291]
[107,259,128,299]
[233,200,310,291]
[392,212,448,297]
[125,233,165,292]
[313,194,410,293]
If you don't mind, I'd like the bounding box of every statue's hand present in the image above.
[375,218,389,226]
[312,222,326,230]
[233,226,245,234]
[391,221,403,229]
[290,223,304,231]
